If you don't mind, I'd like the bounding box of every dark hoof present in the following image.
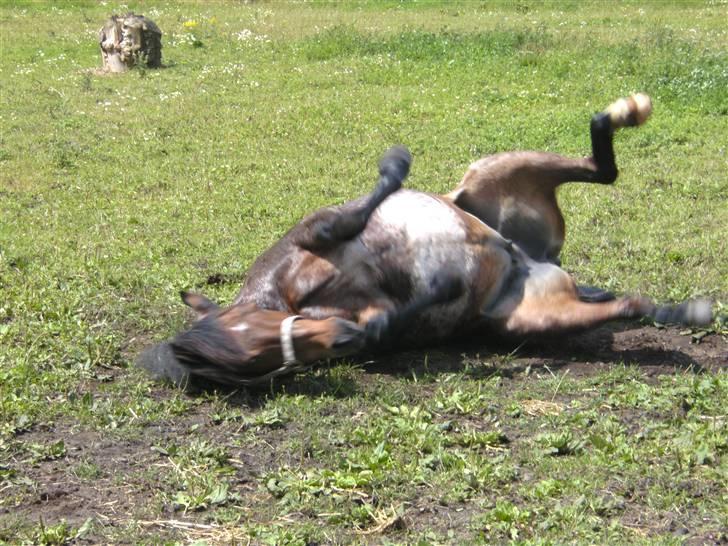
[653,299,712,326]
[365,314,390,345]
[379,145,412,184]
[331,319,366,355]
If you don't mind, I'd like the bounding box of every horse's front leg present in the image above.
[299,146,411,250]
[363,270,465,347]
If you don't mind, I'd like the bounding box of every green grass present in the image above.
[0,1,726,544]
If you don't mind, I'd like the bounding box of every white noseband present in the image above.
[280,315,302,365]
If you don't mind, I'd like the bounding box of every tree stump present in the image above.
[99,13,162,73]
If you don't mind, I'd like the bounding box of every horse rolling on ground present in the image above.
[138,94,712,387]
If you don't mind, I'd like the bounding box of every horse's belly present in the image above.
[363,190,510,339]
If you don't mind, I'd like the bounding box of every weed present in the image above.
[161,439,238,513]
[474,500,532,541]
[536,431,585,456]
[23,517,92,546]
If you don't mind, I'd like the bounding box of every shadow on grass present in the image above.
[365,321,715,379]
[140,321,723,405]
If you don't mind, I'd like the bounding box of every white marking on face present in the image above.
[230,323,249,333]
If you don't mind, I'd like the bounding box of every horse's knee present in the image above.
[363,271,464,346]
[303,208,369,249]
[429,271,465,304]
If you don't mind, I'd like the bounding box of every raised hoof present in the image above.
[378,145,412,185]
[605,93,652,128]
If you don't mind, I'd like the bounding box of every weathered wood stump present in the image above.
[99,13,162,73]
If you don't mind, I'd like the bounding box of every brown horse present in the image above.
[138,94,712,387]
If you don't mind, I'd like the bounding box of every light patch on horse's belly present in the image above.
[375,191,466,239]
[522,260,575,298]
[368,191,479,336]
[372,191,473,280]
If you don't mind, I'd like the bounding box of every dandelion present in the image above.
[183,20,198,29]
[233,29,271,43]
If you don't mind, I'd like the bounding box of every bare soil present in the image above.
[367,321,727,378]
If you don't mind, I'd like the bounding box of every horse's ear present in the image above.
[180,291,219,320]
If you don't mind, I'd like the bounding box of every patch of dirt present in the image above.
[365,323,727,379]
[1,429,167,542]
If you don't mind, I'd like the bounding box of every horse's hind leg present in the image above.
[446,94,652,263]
[299,146,411,250]
[502,293,712,337]
[588,93,653,184]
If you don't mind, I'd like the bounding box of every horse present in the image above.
[138,94,712,387]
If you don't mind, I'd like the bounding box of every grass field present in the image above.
[1,1,727,544]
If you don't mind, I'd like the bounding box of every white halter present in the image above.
[280,315,302,364]
[229,315,308,386]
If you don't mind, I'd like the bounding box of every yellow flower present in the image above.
[183,20,198,29]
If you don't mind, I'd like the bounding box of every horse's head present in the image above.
[145,292,365,386]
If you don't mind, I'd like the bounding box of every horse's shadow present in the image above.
[184,322,713,408]
[364,322,710,378]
